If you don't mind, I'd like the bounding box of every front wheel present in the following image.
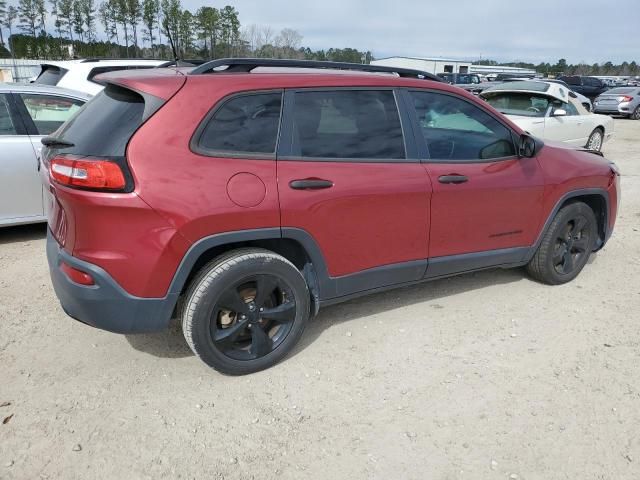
[526,202,597,285]
[586,128,604,152]
[182,248,310,375]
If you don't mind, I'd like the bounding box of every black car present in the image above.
[557,76,609,100]
[436,73,484,94]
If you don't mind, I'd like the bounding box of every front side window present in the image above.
[19,94,84,135]
[410,91,516,161]
[291,90,405,159]
[197,92,282,155]
[0,94,17,135]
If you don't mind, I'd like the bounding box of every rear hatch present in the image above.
[41,69,186,250]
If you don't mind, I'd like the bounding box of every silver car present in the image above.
[593,87,640,119]
[0,83,90,227]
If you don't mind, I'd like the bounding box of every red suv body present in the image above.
[42,59,620,374]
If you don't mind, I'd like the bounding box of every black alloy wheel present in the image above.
[551,215,593,276]
[212,275,296,361]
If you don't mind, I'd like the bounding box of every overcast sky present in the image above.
[192,0,638,64]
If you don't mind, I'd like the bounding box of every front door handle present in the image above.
[289,178,334,190]
[438,174,468,184]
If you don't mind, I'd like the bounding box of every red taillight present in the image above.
[619,95,634,103]
[60,262,95,286]
[50,155,126,191]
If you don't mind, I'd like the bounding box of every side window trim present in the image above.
[190,88,284,159]
[278,86,417,164]
[8,92,37,135]
[402,87,519,164]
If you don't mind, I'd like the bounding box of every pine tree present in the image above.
[18,0,39,36]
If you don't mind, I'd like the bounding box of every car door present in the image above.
[276,88,432,297]
[0,92,43,224]
[404,89,546,276]
[545,100,585,146]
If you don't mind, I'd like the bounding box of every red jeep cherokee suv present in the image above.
[42,59,620,374]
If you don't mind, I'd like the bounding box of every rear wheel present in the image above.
[527,202,597,285]
[586,128,604,152]
[632,106,640,120]
[182,248,310,375]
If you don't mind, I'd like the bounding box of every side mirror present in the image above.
[519,134,537,158]
[552,108,567,117]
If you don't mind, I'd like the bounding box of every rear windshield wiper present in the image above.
[42,136,75,148]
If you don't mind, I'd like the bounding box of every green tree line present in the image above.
[475,58,640,77]
[0,0,372,62]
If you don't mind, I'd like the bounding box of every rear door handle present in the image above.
[438,174,468,184]
[289,178,334,190]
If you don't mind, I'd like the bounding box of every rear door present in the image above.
[0,92,43,224]
[405,89,545,270]
[276,88,432,296]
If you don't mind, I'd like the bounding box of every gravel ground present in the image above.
[1,119,639,480]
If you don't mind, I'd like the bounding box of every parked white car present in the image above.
[0,84,90,227]
[33,58,166,95]
[480,80,613,151]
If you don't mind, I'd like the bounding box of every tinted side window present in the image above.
[292,90,405,159]
[197,92,282,155]
[20,94,85,135]
[410,91,515,161]
[0,94,17,135]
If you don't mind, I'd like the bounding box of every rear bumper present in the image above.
[593,104,630,115]
[47,230,177,333]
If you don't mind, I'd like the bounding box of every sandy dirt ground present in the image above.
[1,119,639,480]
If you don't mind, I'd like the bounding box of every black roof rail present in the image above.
[80,58,166,63]
[157,59,209,68]
[189,58,443,81]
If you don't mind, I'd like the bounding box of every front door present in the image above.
[277,89,432,297]
[0,93,43,224]
[404,89,545,272]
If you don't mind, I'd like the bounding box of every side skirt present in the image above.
[318,246,531,307]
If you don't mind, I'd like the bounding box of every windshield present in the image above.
[484,92,552,117]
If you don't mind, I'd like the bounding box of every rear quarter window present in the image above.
[194,91,283,156]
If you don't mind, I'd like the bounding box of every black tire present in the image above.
[632,106,640,120]
[182,248,310,375]
[527,202,597,285]
[585,128,604,152]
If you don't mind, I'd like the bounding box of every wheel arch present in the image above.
[167,228,332,317]
[530,188,609,261]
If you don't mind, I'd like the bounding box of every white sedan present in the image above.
[480,80,613,151]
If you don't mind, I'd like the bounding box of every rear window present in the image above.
[34,65,68,86]
[55,84,145,157]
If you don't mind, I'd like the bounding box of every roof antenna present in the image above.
[163,18,180,65]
